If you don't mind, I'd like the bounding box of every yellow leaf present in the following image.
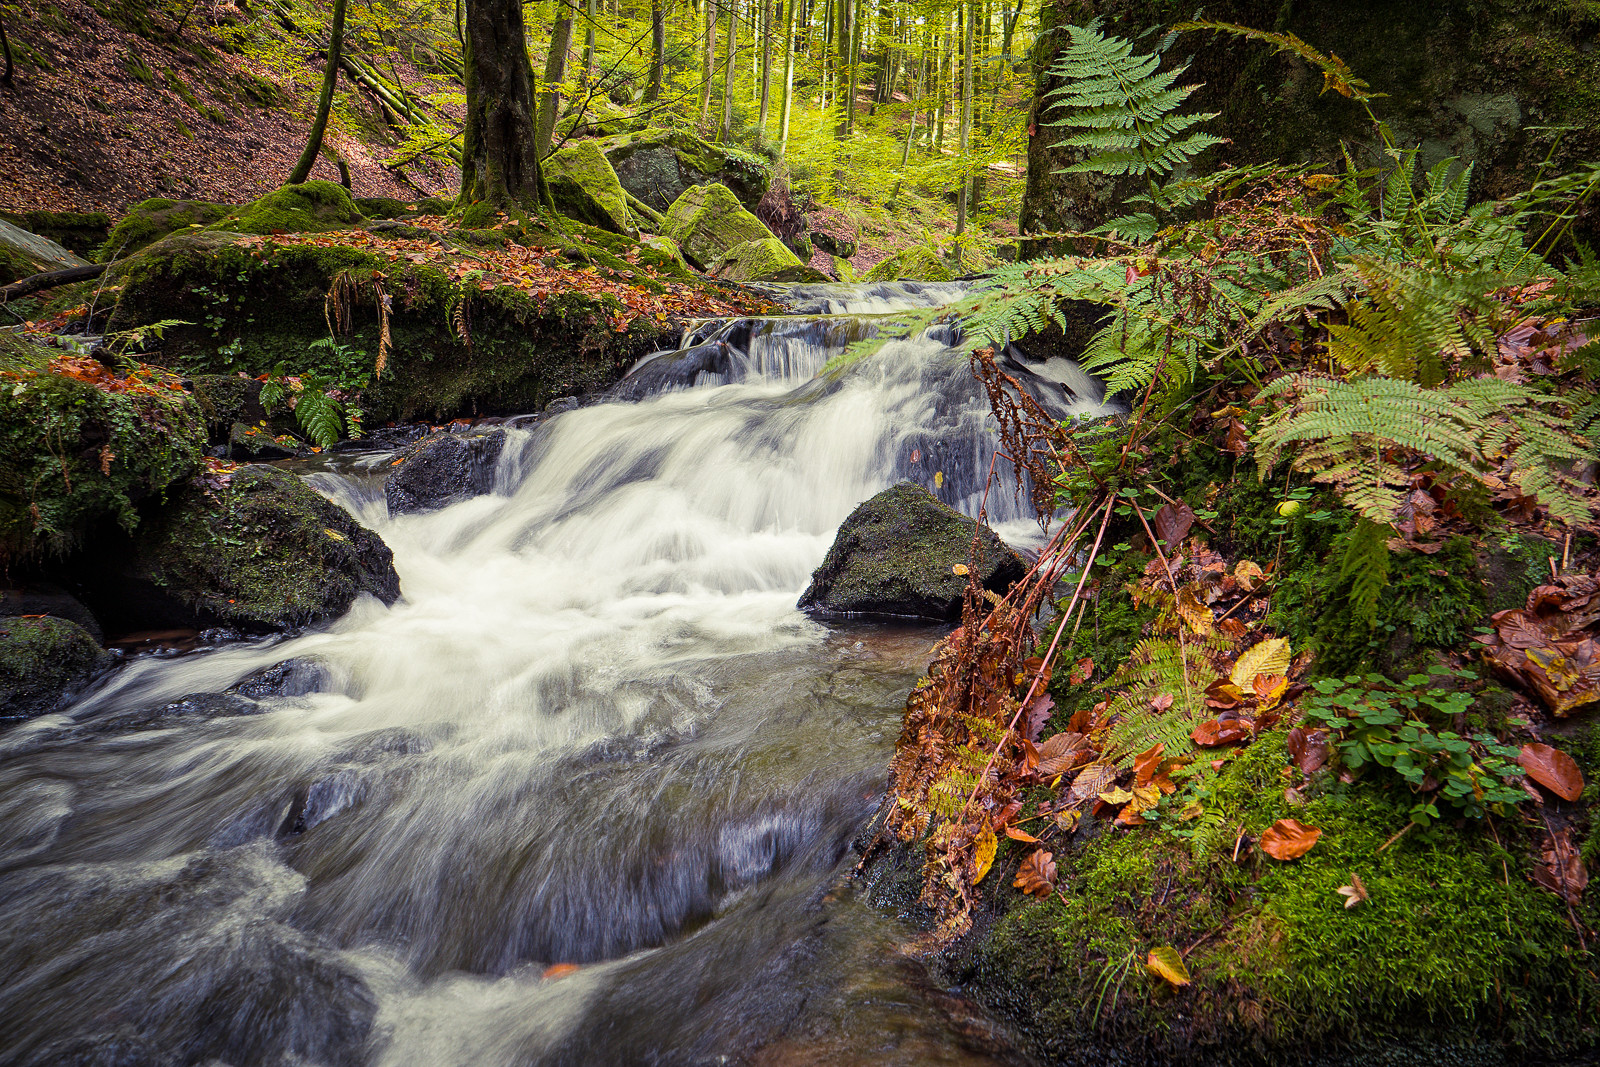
[1098,787,1136,805]
[1146,945,1191,987]
[972,827,998,885]
[934,471,944,488]
[1234,560,1265,592]
[1230,637,1291,688]
[1176,587,1214,635]
[1131,784,1163,808]
[952,563,970,576]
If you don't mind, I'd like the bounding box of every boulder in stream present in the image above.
[661,183,775,271]
[385,429,507,515]
[798,483,1026,621]
[863,246,957,283]
[0,615,112,719]
[707,237,804,283]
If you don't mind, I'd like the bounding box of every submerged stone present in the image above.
[384,429,507,515]
[798,483,1026,621]
[661,183,775,271]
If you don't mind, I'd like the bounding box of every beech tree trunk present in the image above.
[645,0,665,102]
[954,0,974,245]
[459,0,544,212]
[537,0,575,158]
[778,0,795,155]
[719,0,738,140]
[699,0,717,125]
[757,0,773,133]
[287,0,348,184]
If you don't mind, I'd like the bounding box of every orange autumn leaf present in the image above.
[1519,743,1585,802]
[543,963,582,979]
[1013,849,1057,898]
[1005,825,1040,843]
[1146,945,1191,987]
[1259,818,1321,860]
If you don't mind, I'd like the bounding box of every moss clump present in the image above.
[967,732,1598,1064]
[798,482,1027,620]
[707,237,802,282]
[99,197,230,261]
[863,246,957,283]
[0,210,112,258]
[638,235,693,278]
[0,615,110,718]
[661,183,774,270]
[546,140,633,233]
[0,366,205,557]
[602,127,773,211]
[121,465,400,631]
[212,181,366,236]
[354,197,414,220]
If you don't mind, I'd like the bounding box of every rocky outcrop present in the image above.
[605,341,730,402]
[798,483,1027,620]
[661,184,776,271]
[99,197,231,260]
[0,615,112,719]
[211,181,366,236]
[0,218,88,286]
[707,237,804,283]
[863,246,957,283]
[810,230,858,259]
[76,465,400,633]
[546,141,634,233]
[384,429,508,515]
[603,128,773,212]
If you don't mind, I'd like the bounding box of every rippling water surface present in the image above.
[0,281,1113,1066]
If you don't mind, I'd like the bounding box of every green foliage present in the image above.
[1099,632,1230,766]
[1336,516,1391,628]
[1301,670,1526,826]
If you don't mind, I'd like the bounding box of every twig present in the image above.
[1377,822,1415,852]
[1561,531,1571,573]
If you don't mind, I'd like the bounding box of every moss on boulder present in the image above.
[0,363,206,557]
[798,482,1027,621]
[661,184,775,271]
[707,237,803,282]
[0,218,88,285]
[82,465,400,633]
[546,140,633,233]
[603,127,773,212]
[862,246,956,283]
[639,234,692,276]
[98,198,230,261]
[0,615,111,718]
[0,210,112,259]
[211,181,366,237]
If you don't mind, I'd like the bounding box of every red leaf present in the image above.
[1519,743,1585,802]
[1259,818,1321,860]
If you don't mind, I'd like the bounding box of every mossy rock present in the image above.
[0,210,112,258]
[761,264,833,283]
[384,429,506,515]
[798,482,1027,621]
[862,246,955,283]
[80,465,400,633]
[0,615,111,719]
[211,181,366,237]
[707,237,803,282]
[0,364,205,557]
[0,218,88,285]
[603,127,773,212]
[660,183,774,271]
[638,234,692,277]
[354,197,415,220]
[955,730,1599,1064]
[98,198,230,261]
[546,140,633,234]
[188,374,267,444]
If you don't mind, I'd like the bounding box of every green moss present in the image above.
[862,246,956,283]
[546,140,633,233]
[707,237,803,282]
[0,210,112,258]
[99,198,230,261]
[212,182,365,237]
[456,200,499,229]
[0,367,205,558]
[0,615,109,718]
[129,465,397,630]
[638,235,693,279]
[660,183,773,270]
[354,197,414,220]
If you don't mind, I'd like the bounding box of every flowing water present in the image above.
[0,281,1114,1067]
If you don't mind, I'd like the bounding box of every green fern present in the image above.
[1044,21,1223,180]
[1101,633,1230,767]
[1327,257,1499,386]
[294,373,345,449]
[1338,517,1392,627]
[1174,20,1380,102]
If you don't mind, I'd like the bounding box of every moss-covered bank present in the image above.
[0,615,111,719]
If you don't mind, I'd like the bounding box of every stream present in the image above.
[0,281,1114,1066]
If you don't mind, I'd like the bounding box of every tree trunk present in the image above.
[831,0,850,135]
[778,0,796,156]
[537,0,575,159]
[699,0,717,125]
[757,0,773,133]
[582,0,597,87]
[954,0,973,247]
[459,0,544,212]
[645,0,665,102]
[719,0,738,140]
[287,0,348,184]
[1,13,16,88]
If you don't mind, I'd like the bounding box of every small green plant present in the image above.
[1300,669,1525,825]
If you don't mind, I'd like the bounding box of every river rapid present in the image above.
[0,281,1112,1066]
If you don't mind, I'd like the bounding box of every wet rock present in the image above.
[0,217,88,285]
[754,264,832,284]
[384,429,508,515]
[605,341,731,402]
[810,230,858,259]
[546,140,634,233]
[0,847,377,1067]
[86,691,263,734]
[660,183,775,271]
[0,615,112,719]
[863,246,957,283]
[76,465,401,634]
[707,237,804,283]
[0,584,103,641]
[603,128,773,212]
[227,658,329,699]
[798,483,1026,621]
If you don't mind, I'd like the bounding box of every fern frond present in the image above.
[1174,20,1381,101]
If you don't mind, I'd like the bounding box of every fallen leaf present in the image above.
[972,826,998,884]
[1146,945,1191,987]
[1205,679,1246,708]
[1154,501,1196,547]
[1231,637,1292,688]
[1133,743,1166,788]
[1151,692,1175,713]
[1286,727,1330,776]
[1067,761,1118,805]
[1519,743,1585,801]
[1023,694,1056,741]
[1234,560,1265,592]
[543,963,582,979]
[1005,825,1041,843]
[1532,826,1588,905]
[1038,731,1086,778]
[1176,586,1215,635]
[1252,673,1289,710]
[1014,849,1057,898]
[1098,786,1137,805]
[1068,656,1095,685]
[1260,818,1321,860]
[1192,719,1253,746]
[1336,873,1369,909]
[952,563,969,576]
